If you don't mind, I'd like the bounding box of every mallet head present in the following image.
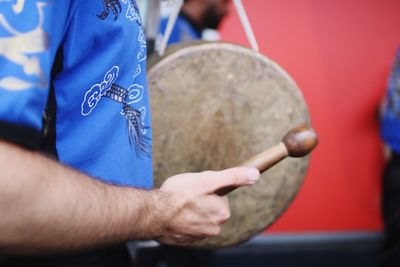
[282,125,318,157]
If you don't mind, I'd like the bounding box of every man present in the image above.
[380,48,400,267]
[160,0,230,45]
[0,1,259,266]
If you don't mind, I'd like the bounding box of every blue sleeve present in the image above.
[0,1,70,148]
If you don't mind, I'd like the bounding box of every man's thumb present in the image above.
[204,167,260,193]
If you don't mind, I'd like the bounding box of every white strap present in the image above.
[158,0,183,56]
[233,0,259,52]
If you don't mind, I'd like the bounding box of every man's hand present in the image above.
[156,167,260,245]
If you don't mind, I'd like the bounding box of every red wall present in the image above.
[220,0,400,232]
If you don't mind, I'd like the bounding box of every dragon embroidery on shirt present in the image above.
[81,66,150,158]
[105,83,150,157]
[97,0,122,21]
[97,0,141,24]
[93,0,149,157]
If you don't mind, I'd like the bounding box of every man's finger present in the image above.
[201,167,260,193]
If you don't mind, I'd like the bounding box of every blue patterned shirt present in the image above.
[0,0,153,188]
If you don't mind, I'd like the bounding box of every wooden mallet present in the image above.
[216,124,318,196]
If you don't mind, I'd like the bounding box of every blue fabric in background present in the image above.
[160,14,202,45]
[382,48,400,154]
[0,1,153,188]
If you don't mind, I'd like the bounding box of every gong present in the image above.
[148,42,310,248]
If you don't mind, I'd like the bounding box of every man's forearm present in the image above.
[0,141,168,254]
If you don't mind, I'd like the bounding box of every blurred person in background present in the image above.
[380,47,400,267]
[160,0,231,45]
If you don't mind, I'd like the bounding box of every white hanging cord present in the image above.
[233,0,259,52]
[158,0,183,56]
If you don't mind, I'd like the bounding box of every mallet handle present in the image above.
[215,142,289,196]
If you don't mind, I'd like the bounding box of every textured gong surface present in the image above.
[148,42,310,248]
